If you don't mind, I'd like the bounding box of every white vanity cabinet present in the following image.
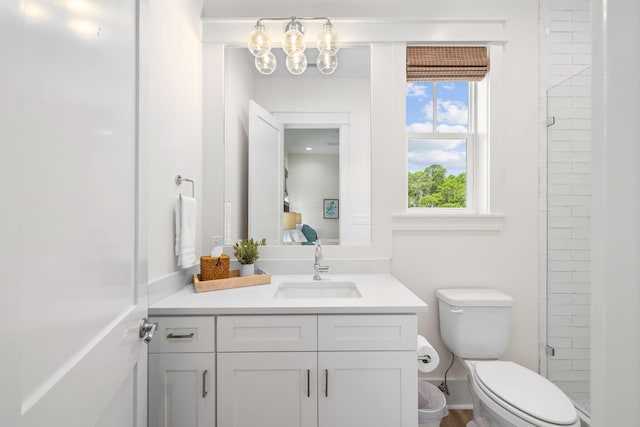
[148,317,216,427]
[216,314,417,427]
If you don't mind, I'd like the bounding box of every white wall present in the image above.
[385,5,540,382]
[148,0,203,282]
[288,153,340,241]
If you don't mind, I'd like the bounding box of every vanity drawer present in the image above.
[149,316,216,354]
[318,314,417,351]
[217,315,317,352]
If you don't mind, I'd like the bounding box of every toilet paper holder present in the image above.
[418,355,432,364]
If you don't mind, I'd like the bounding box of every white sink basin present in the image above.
[274,281,362,299]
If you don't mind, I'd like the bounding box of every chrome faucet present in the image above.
[313,240,329,280]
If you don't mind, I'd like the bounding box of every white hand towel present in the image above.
[175,195,197,268]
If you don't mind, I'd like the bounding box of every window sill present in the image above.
[391,212,504,231]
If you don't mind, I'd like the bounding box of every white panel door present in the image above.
[19,0,149,426]
[0,1,26,425]
[149,353,215,427]
[318,351,417,427]
[218,352,317,427]
[248,100,284,243]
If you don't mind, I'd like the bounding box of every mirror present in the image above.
[284,128,340,245]
[223,45,372,246]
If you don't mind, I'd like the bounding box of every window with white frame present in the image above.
[406,46,489,211]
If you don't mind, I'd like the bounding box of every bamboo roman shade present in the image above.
[406,46,490,82]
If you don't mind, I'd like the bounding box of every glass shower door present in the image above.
[545,67,592,416]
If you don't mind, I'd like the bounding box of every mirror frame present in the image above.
[275,112,351,246]
[201,19,506,261]
[222,45,372,249]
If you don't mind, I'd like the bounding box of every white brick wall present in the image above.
[540,0,592,414]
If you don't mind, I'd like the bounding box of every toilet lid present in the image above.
[474,361,577,425]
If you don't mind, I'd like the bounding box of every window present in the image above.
[405,46,489,211]
[407,81,473,208]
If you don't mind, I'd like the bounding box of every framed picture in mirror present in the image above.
[323,199,339,219]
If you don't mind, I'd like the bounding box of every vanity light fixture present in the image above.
[247,17,340,76]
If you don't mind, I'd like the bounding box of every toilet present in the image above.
[436,289,580,427]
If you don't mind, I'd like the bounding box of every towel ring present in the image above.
[176,175,195,198]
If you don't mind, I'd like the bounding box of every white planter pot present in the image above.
[239,263,254,276]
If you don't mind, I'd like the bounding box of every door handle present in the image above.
[202,370,208,398]
[139,318,158,344]
[166,332,195,339]
[324,369,329,397]
[307,369,310,397]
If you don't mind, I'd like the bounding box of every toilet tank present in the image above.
[436,289,514,359]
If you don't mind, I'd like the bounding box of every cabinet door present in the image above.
[318,351,417,427]
[149,353,215,427]
[218,352,317,427]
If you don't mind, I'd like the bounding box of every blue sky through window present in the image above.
[406,81,469,176]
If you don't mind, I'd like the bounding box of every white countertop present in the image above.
[149,274,428,315]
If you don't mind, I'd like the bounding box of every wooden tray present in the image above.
[193,268,271,293]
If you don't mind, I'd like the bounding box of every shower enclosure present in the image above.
[545,67,592,416]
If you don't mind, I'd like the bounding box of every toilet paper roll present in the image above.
[417,335,440,373]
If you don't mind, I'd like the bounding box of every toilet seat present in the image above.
[467,360,579,427]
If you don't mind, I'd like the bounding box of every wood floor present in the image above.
[439,409,474,427]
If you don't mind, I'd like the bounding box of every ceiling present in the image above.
[284,128,340,155]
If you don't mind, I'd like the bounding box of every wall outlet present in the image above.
[353,215,371,225]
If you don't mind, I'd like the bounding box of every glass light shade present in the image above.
[247,26,271,57]
[317,52,338,75]
[317,25,340,56]
[283,21,305,57]
[255,51,277,75]
[286,52,307,75]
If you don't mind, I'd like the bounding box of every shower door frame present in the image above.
[542,66,592,417]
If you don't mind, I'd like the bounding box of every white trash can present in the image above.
[418,380,448,427]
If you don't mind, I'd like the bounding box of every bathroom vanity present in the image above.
[148,274,428,427]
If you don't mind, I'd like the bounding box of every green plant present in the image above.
[233,238,267,265]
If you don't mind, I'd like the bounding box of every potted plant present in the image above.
[233,238,267,276]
